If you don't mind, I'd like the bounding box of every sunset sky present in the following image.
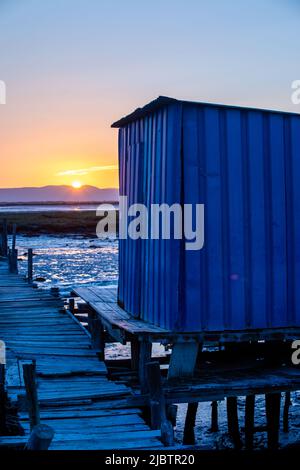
[0,0,299,189]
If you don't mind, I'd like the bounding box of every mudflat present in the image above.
[0,210,118,237]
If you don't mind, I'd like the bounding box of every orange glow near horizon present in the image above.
[0,114,120,189]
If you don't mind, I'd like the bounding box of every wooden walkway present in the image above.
[0,258,162,450]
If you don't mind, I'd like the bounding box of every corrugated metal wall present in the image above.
[118,101,300,332]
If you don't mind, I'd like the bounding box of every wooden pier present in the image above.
[2,219,300,451]
[0,257,163,450]
[72,285,300,450]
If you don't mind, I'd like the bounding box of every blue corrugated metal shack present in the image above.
[112,96,300,333]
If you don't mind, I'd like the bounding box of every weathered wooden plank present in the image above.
[0,260,163,450]
[21,414,145,430]
[19,408,141,420]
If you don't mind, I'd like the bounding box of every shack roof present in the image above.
[111,95,300,128]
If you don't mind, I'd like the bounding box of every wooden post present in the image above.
[91,317,105,360]
[245,394,255,450]
[131,337,140,370]
[210,401,219,432]
[283,391,291,433]
[167,404,177,427]
[87,308,93,334]
[27,248,33,283]
[227,396,242,449]
[1,219,8,257]
[183,402,198,445]
[11,248,18,274]
[8,248,12,271]
[51,287,59,297]
[265,392,281,450]
[161,420,174,447]
[69,297,75,313]
[146,361,163,430]
[87,308,105,360]
[22,362,40,431]
[146,361,174,446]
[139,340,152,393]
[12,223,17,251]
[0,364,6,434]
[9,248,18,273]
[26,424,55,450]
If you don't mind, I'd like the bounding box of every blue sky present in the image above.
[0,0,299,187]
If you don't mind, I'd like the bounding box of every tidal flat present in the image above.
[0,209,118,237]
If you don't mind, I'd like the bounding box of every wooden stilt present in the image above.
[146,361,174,446]
[245,394,255,450]
[167,404,177,427]
[227,397,242,449]
[50,286,59,297]
[22,362,40,431]
[0,364,6,434]
[92,318,105,360]
[87,308,105,360]
[183,402,198,445]
[210,401,219,432]
[283,391,291,433]
[130,337,140,370]
[265,392,281,450]
[12,223,17,252]
[139,341,152,393]
[26,424,55,450]
[146,361,163,430]
[27,248,33,283]
[69,298,75,313]
[1,219,8,257]
[9,248,18,274]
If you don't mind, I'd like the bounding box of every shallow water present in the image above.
[0,203,118,213]
[13,234,118,297]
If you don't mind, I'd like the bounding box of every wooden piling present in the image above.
[27,248,33,283]
[167,404,177,427]
[283,391,291,433]
[210,401,219,432]
[139,341,152,393]
[265,392,281,450]
[130,337,140,370]
[50,286,60,297]
[183,402,198,445]
[0,364,6,434]
[146,361,174,446]
[8,248,18,274]
[245,394,255,450]
[227,396,242,449]
[12,223,17,252]
[26,424,55,450]
[69,297,75,313]
[146,361,163,430]
[11,248,18,274]
[23,362,40,431]
[1,219,8,257]
[8,248,11,271]
[90,315,105,360]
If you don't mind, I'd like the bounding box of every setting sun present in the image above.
[71,181,82,189]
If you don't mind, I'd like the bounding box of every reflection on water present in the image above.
[0,203,119,213]
[13,235,118,296]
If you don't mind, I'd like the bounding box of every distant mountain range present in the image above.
[0,185,119,203]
